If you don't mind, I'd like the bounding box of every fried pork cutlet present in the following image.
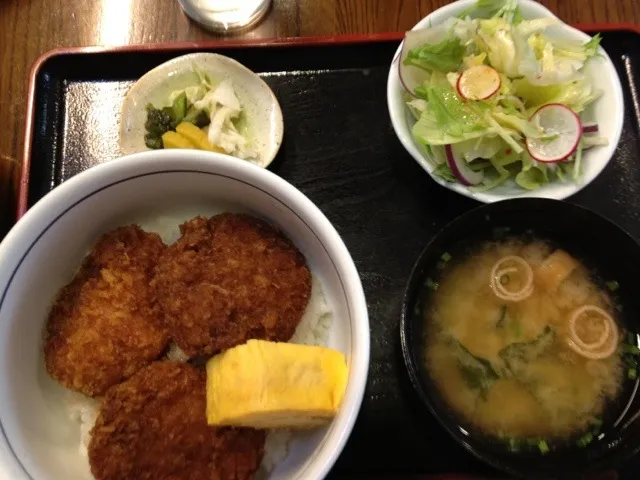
[152,213,312,357]
[44,225,168,397]
[88,361,265,480]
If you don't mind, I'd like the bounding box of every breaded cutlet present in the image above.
[88,361,265,480]
[152,213,312,357]
[44,225,169,397]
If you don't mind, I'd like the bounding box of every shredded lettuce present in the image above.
[406,98,428,120]
[458,0,523,24]
[573,138,584,180]
[463,53,488,69]
[516,167,547,189]
[433,163,456,182]
[403,36,465,73]
[405,0,607,192]
[583,33,602,57]
[583,135,608,148]
[413,82,490,145]
[514,77,601,113]
[452,136,504,162]
[476,24,519,77]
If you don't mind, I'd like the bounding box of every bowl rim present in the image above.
[399,197,640,478]
[0,150,369,480]
[386,0,626,204]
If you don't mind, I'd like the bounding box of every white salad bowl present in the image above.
[387,0,625,203]
[120,53,284,168]
[0,150,369,480]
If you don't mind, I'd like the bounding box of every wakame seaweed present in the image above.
[499,326,555,375]
[451,339,499,398]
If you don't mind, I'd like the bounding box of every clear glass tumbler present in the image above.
[178,0,272,34]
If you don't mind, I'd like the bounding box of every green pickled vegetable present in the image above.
[144,133,163,150]
[184,105,210,128]
[144,104,173,136]
[171,92,187,124]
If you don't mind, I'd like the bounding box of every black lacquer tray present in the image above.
[19,26,640,478]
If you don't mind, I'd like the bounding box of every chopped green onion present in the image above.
[606,280,620,292]
[436,261,447,270]
[538,440,549,454]
[425,278,439,291]
[441,252,452,262]
[496,305,507,329]
[508,438,520,452]
[511,318,522,338]
[629,332,636,344]
[576,432,593,447]
[493,226,511,239]
[629,367,637,380]
[622,344,640,355]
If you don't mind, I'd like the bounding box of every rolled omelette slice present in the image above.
[206,339,348,429]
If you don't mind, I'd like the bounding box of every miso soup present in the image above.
[424,238,625,445]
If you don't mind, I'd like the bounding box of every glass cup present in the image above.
[178,0,272,34]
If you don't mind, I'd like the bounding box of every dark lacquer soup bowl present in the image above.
[401,198,640,479]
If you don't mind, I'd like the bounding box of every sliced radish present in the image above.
[456,65,501,101]
[582,122,599,134]
[525,104,582,163]
[444,144,484,186]
[398,26,448,96]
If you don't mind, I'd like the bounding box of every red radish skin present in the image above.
[457,66,501,101]
[444,144,484,186]
[582,123,599,134]
[398,27,448,96]
[398,59,417,97]
[526,104,583,163]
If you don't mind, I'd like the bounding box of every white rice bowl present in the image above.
[0,151,369,480]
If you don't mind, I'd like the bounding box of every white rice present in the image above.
[68,273,333,476]
[259,273,333,474]
[66,393,100,458]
